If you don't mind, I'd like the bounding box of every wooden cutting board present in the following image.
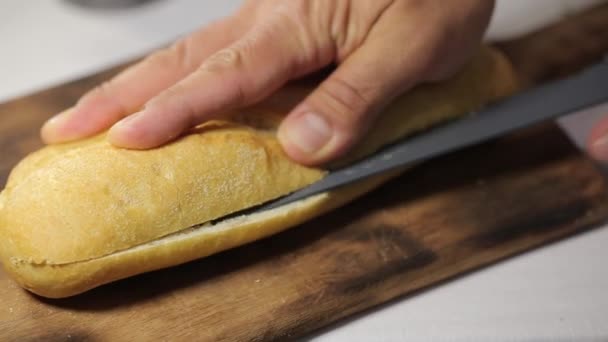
[1,5,608,342]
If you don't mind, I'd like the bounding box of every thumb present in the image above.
[278,38,433,166]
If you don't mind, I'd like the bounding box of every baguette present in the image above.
[0,47,518,298]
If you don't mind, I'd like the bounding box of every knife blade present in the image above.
[255,57,608,212]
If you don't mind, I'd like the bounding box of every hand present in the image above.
[588,116,608,162]
[41,0,495,166]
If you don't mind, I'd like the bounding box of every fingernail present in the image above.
[41,108,74,143]
[282,112,332,154]
[44,108,72,128]
[112,111,144,131]
[107,111,146,147]
[592,134,608,157]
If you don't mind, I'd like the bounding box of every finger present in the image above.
[587,115,608,161]
[41,18,242,144]
[277,28,440,165]
[108,17,326,149]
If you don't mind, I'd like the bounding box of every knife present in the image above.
[256,57,608,212]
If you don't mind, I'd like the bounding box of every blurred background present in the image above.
[0,1,607,340]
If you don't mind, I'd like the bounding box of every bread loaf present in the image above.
[0,47,518,298]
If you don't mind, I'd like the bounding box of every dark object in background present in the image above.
[64,0,161,9]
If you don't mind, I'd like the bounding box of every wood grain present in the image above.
[1,4,608,341]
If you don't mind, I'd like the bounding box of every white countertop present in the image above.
[1,1,607,340]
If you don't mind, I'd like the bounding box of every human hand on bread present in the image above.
[41,0,495,166]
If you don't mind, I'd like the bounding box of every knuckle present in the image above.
[144,38,198,73]
[259,0,327,68]
[83,82,108,101]
[144,48,175,69]
[201,47,244,72]
[96,81,114,98]
[276,0,309,20]
[168,36,200,71]
[197,50,250,106]
[82,80,131,114]
[316,76,374,127]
